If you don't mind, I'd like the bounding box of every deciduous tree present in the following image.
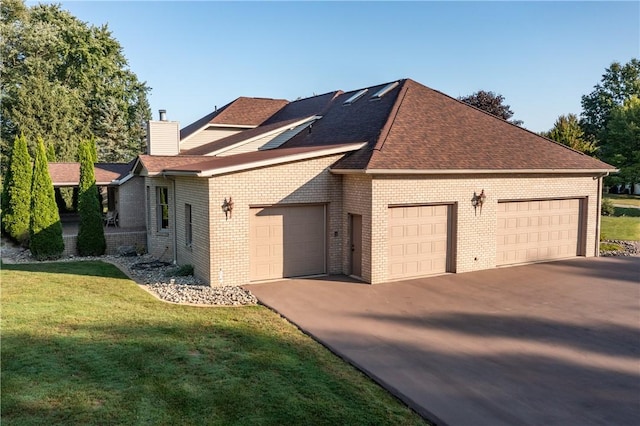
[601,96,640,189]
[458,90,523,126]
[29,138,64,259]
[0,0,151,170]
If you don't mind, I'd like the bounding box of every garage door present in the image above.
[388,205,450,280]
[496,199,581,266]
[250,205,325,281]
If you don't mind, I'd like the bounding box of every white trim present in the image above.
[164,143,366,177]
[330,168,617,175]
[206,116,319,156]
[112,172,135,185]
[180,123,256,144]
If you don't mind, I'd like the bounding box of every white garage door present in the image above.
[250,205,325,281]
[388,205,450,280]
[496,199,582,266]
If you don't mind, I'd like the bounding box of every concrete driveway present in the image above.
[247,256,640,426]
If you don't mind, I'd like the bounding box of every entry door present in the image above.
[350,214,362,277]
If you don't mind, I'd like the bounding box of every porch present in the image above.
[61,214,146,256]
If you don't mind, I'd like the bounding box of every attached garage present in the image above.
[496,199,583,266]
[249,205,326,281]
[388,205,451,280]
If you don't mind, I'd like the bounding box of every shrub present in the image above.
[2,134,33,245]
[29,138,64,259]
[76,140,106,256]
[601,198,615,216]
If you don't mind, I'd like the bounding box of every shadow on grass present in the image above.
[614,206,640,217]
[1,260,129,280]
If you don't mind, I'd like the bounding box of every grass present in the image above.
[601,216,640,241]
[1,261,427,426]
[603,194,640,208]
[599,242,622,252]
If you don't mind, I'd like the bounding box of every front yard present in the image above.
[601,194,640,242]
[1,261,426,425]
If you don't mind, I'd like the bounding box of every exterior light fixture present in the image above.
[222,197,234,220]
[471,189,486,216]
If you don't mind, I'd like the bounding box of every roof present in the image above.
[158,78,614,177]
[328,79,614,172]
[180,97,288,140]
[181,116,313,156]
[48,162,133,186]
[163,143,364,177]
[135,155,210,176]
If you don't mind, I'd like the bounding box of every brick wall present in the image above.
[368,173,600,283]
[117,177,145,228]
[207,154,343,286]
[63,231,146,256]
[145,177,175,262]
[342,174,373,282]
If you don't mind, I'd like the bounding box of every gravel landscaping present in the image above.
[599,240,640,257]
[0,238,257,306]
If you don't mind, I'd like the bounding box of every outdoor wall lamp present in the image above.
[471,189,486,216]
[222,197,234,220]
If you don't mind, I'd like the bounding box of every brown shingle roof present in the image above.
[136,155,209,176]
[180,97,288,140]
[333,79,614,171]
[261,91,342,125]
[48,162,132,186]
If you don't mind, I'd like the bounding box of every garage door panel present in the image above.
[497,199,581,266]
[250,205,325,281]
[388,205,450,280]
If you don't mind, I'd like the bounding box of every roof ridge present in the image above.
[373,79,409,152]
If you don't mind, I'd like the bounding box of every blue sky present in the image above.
[53,1,638,133]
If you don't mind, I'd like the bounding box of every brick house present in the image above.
[132,78,614,286]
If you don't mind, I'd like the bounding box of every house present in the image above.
[132,78,615,286]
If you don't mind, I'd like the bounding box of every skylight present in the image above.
[370,81,399,100]
[343,89,368,105]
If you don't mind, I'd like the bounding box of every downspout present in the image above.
[162,173,178,265]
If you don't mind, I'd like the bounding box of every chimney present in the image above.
[147,110,179,155]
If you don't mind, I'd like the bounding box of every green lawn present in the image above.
[603,194,640,208]
[601,216,640,241]
[1,261,427,426]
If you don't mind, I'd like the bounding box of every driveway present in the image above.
[247,257,640,426]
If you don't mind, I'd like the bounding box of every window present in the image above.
[157,187,169,231]
[343,89,368,105]
[185,204,193,247]
[370,81,399,100]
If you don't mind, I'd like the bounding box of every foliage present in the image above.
[600,96,640,188]
[29,138,64,259]
[1,261,427,426]
[580,59,640,139]
[76,140,106,256]
[600,216,640,241]
[0,0,151,170]
[601,198,615,216]
[1,133,32,244]
[541,113,598,155]
[458,90,523,126]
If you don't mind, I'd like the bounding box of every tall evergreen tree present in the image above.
[2,133,32,244]
[29,138,64,259]
[76,140,106,256]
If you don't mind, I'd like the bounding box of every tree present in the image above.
[541,114,598,155]
[458,90,524,126]
[1,133,33,244]
[29,138,64,259]
[0,0,151,170]
[76,140,106,256]
[600,96,640,189]
[581,59,640,139]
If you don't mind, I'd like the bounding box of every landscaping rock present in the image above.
[600,240,639,257]
[117,245,137,257]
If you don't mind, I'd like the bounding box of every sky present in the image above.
[49,1,639,133]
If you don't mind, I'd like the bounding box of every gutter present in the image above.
[330,168,617,175]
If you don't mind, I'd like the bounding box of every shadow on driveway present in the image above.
[247,256,640,426]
